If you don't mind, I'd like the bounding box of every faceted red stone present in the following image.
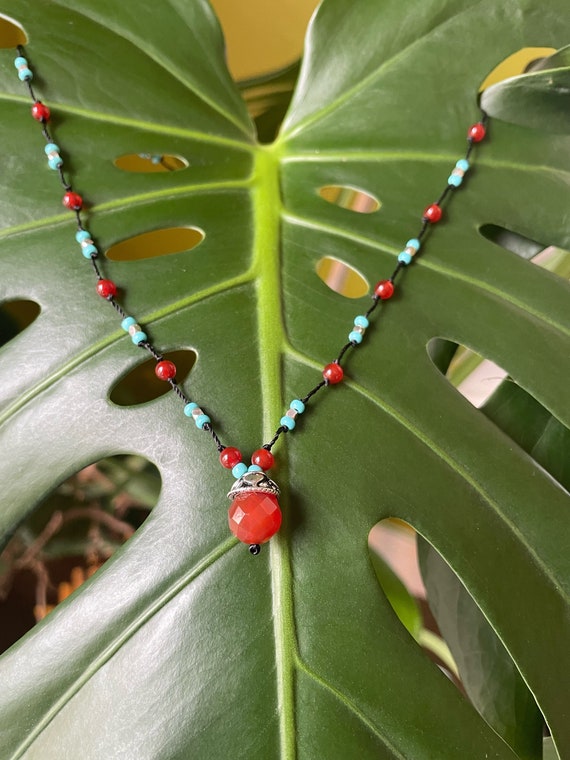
[374,279,394,300]
[323,362,344,384]
[251,448,274,470]
[423,203,442,223]
[96,279,117,298]
[155,360,177,380]
[228,491,282,544]
[62,191,83,210]
[31,101,50,122]
[220,447,242,469]
[467,122,486,142]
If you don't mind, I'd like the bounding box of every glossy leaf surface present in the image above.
[0,1,569,758]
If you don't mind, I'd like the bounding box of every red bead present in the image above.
[96,279,117,298]
[423,203,442,223]
[467,122,486,142]
[62,191,83,210]
[323,362,344,384]
[155,360,177,380]
[251,448,275,470]
[374,279,395,300]
[220,447,242,469]
[31,101,50,122]
[228,491,282,544]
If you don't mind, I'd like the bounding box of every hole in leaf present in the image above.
[531,246,570,279]
[316,257,369,298]
[430,339,570,487]
[318,185,381,214]
[416,532,545,752]
[479,225,570,279]
[0,299,41,349]
[0,14,27,47]
[106,227,204,262]
[479,223,544,260]
[109,349,197,406]
[113,154,189,173]
[368,520,461,685]
[479,47,556,91]
[0,454,160,654]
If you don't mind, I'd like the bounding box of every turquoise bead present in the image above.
[406,238,421,252]
[398,252,413,265]
[48,156,63,170]
[248,464,263,473]
[121,316,137,331]
[131,331,147,345]
[456,159,470,172]
[14,56,27,69]
[76,230,91,243]
[195,414,210,429]
[290,399,305,414]
[349,330,363,344]
[18,68,33,81]
[81,244,97,258]
[184,402,198,417]
[448,174,463,187]
[354,315,369,328]
[281,415,296,430]
[232,462,248,478]
[45,143,60,155]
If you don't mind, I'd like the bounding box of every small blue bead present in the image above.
[398,252,413,265]
[184,402,198,417]
[14,56,27,68]
[448,174,463,187]
[82,244,98,258]
[406,238,421,252]
[195,414,211,429]
[456,159,470,172]
[290,399,305,414]
[76,230,91,243]
[349,330,363,344]
[18,68,33,81]
[121,316,137,331]
[248,464,263,473]
[48,156,63,170]
[281,415,296,430]
[44,143,60,155]
[131,331,147,345]
[354,315,369,328]
[232,462,248,479]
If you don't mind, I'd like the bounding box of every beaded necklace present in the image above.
[11,45,488,556]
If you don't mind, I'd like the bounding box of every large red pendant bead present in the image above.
[228,491,282,545]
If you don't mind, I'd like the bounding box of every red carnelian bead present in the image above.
[251,448,275,470]
[96,279,117,298]
[220,447,242,469]
[63,191,83,210]
[323,362,344,384]
[31,101,50,122]
[155,360,177,380]
[228,491,282,544]
[374,279,395,300]
[423,203,442,223]
[467,122,486,142]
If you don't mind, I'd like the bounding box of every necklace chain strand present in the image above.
[12,44,488,554]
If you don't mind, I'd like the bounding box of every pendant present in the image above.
[227,471,282,554]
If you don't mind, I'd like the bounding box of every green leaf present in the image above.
[0,0,569,758]
[481,46,570,132]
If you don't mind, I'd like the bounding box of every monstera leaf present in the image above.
[0,1,569,758]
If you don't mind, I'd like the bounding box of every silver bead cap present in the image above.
[227,471,280,500]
